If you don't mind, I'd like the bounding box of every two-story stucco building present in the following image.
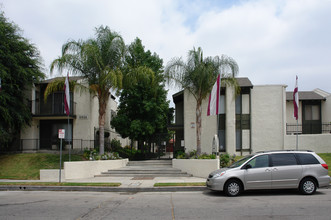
[172,77,331,155]
[20,76,130,151]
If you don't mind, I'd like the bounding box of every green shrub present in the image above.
[175,150,216,159]
[175,151,187,159]
[83,148,121,160]
[110,139,122,150]
[219,153,230,167]
[219,153,236,167]
[198,153,216,159]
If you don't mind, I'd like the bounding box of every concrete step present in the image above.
[95,173,192,177]
[127,160,172,166]
[94,159,192,178]
[101,170,184,174]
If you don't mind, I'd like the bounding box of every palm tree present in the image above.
[165,47,239,155]
[50,26,125,155]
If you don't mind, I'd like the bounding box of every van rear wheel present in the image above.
[299,178,317,195]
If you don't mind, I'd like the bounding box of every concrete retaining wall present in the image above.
[40,169,64,182]
[172,159,219,178]
[64,159,129,180]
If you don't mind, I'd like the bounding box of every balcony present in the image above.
[286,122,331,135]
[30,98,76,117]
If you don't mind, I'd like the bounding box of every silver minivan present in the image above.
[206,150,330,196]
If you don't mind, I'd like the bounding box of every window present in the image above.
[296,153,319,165]
[305,105,320,120]
[218,115,226,152]
[271,153,298,166]
[247,155,269,168]
[302,101,322,134]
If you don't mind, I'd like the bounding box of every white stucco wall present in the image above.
[172,159,219,178]
[183,90,218,154]
[242,130,250,150]
[183,91,197,153]
[322,95,331,122]
[242,94,250,114]
[284,134,331,153]
[251,85,286,153]
[64,159,128,179]
[286,101,302,125]
[225,86,236,155]
[73,84,93,141]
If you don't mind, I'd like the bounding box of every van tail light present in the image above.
[321,164,328,170]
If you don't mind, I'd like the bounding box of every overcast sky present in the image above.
[1,0,331,105]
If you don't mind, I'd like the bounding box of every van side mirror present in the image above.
[245,164,252,169]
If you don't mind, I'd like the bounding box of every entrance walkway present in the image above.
[95,160,192,178]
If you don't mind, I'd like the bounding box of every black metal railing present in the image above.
[12,139,102,153]
[29,99,76,116]
[286,123,331,135]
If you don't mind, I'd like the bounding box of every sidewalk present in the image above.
[0,176,207,192]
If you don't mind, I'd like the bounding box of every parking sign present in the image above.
[58,129,65,139]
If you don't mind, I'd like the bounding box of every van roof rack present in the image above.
[256,150,313,154]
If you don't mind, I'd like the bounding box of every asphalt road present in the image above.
[0,189,330,220]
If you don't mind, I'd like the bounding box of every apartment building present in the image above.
[172,77,331,155]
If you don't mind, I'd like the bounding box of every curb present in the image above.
[0,185,207,192]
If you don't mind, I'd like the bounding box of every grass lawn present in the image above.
[318,153,331,177]
[0,153,85,180]
[0,182,121,187]
[154,182,205,187]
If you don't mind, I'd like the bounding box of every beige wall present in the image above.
[225,86,236,155]
[64,159,128,179]
[251,85,286,153]
[183,90,218,154]
[284,134,331,153]
[73,83,94,141]
[322,95,331,122]
[173,159,220,178]
[183,91,197,153]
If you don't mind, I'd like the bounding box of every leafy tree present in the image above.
[111,38,170,149]
[165,47,239,155]
[0,11,44,149]
[50,26,124,155]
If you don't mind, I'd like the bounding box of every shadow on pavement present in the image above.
[203,188,327,197]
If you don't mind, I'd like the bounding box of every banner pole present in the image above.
[68,116,71,162]
[59,138,62,183]
[296,119,298,150]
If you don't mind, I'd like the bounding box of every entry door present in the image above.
[244,155,272,189]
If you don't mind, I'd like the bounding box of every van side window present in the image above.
[296,153,319,165]
[271,153,297,166]
[247,155,269,168]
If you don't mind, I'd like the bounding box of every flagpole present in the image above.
[296,119,298,150]
[68,115,71,161]
[217,114,219,156]
[64,73,71,161]
[294,75,299,151]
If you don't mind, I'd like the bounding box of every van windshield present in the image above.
[228,155,254,168]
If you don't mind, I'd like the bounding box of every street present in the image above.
[0,189,330,220]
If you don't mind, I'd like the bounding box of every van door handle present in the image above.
[265,169,271,172]
[272,168,278,171]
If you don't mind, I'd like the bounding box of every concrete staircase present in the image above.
[95,160,192,177]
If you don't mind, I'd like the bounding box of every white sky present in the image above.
[1,0,331,106]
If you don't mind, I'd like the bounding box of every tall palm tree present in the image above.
[50,26,125,155]
[165,47,239,155]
